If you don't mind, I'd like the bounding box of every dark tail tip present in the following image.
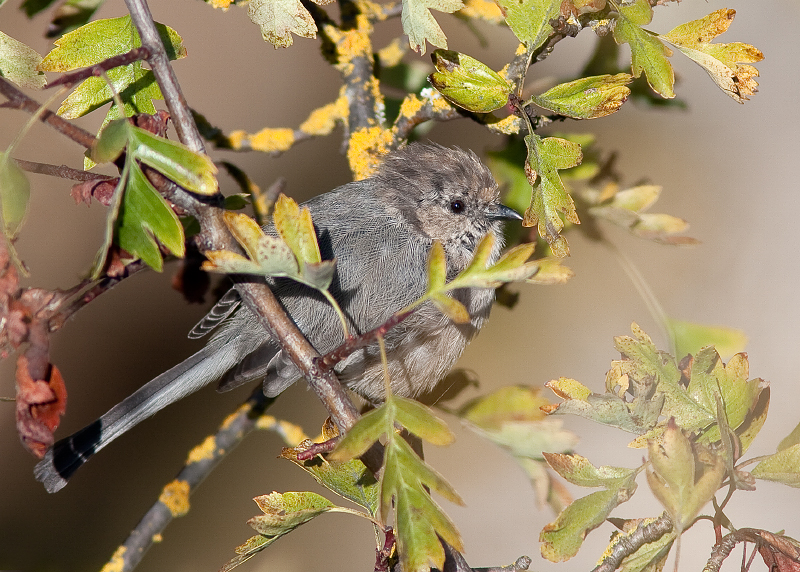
[34,420,102,493]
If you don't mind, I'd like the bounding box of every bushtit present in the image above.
[35,143,521,493]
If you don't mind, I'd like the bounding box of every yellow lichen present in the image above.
[152,533,163,543]
[100,546,126,572]
[220,402,251,430]
[226,128,295,152]
[300,95,349,136]
[459,0,504,23]
[397,94,424,120]
[256,414,277,431]
[248,128,295,153]
[279,420,308,447]
[515,42,527,56]
[186,435,217,464]
[159,480,191,517]
[208,0,233,10]
[227,130,247,150]
[356,0,387,21]
[377,38,407,68]
[487,115,522,135]
[428,91,454,114]
[347,127,393,180]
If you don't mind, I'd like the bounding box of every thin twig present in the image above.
[592,514,674,572]
[13,158,115,182]
[101,386,276,572]
[123,0,204,153]
[44,47,151,89]
[123,0,366,443]
[0,77,96,149]
[316,307,415,372]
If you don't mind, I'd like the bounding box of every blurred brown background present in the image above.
[1,1,799,571]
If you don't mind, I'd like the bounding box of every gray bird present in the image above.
[34,142,521,493]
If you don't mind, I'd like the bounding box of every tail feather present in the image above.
[34,343,243,493]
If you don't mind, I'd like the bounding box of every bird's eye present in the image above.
[449,200,465,214]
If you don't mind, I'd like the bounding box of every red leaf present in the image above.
[15,355,67,458]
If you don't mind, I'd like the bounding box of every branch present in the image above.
[123,0,204,153]
[703,529,800,572]
[124,0,365,442]
[592,514,674,572]
[101,386,277,572]
[14,158,115,182]
[44,47,151,89]
[0,77,96,148]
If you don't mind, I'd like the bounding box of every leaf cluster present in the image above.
[539,324,800,571]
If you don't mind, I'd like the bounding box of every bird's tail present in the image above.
[34,344,239,493]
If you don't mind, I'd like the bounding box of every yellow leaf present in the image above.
[660,9,763,103]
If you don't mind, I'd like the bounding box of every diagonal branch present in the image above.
[101,385,277,572]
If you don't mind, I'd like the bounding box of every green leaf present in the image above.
[494,0,561,51]
[401,0,464,55]
[46,0,109,38]
[428,49,512,113]
[0,32,46,89]
[220,491,336,572]
[38,16,186,126]
[383,436,463,572]
[430,292,470,323]
[659,9,762,103]
[540,485,635,562]
[329,406,391,461]
[249,491,335,535]
[752,444,800,488]
[203,199,336,292]
[611,0,675,98]
[248,0,318,48]
[116,162,186,271]
[543,453,636,488]
[646,421,725,531]
[0,153,31,240]
[459,386,578,462]
[20,0,57,17]
[91,118,130,164]
[523,134,582,258]
[127,125,218,195]
[392,396,455,446]
[528,74,632,119]
[425,240,447,292]
[446,234,539,290]
[778,422,800,452]
[282,429,379,517]
[684,348,764,445]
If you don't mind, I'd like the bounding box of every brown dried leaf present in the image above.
[15,355,67,458]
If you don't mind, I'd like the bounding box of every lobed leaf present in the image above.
[115,163,186,272]
[248,0,317,48]
[523,134,582,258]
[543,453,636,489]
[611,0,675,99]
[540,484,635,562]
[660,9,763,103]
[494,0,561,51]
[401,0,464,55]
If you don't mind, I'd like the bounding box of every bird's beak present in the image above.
[488,204,523,221]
